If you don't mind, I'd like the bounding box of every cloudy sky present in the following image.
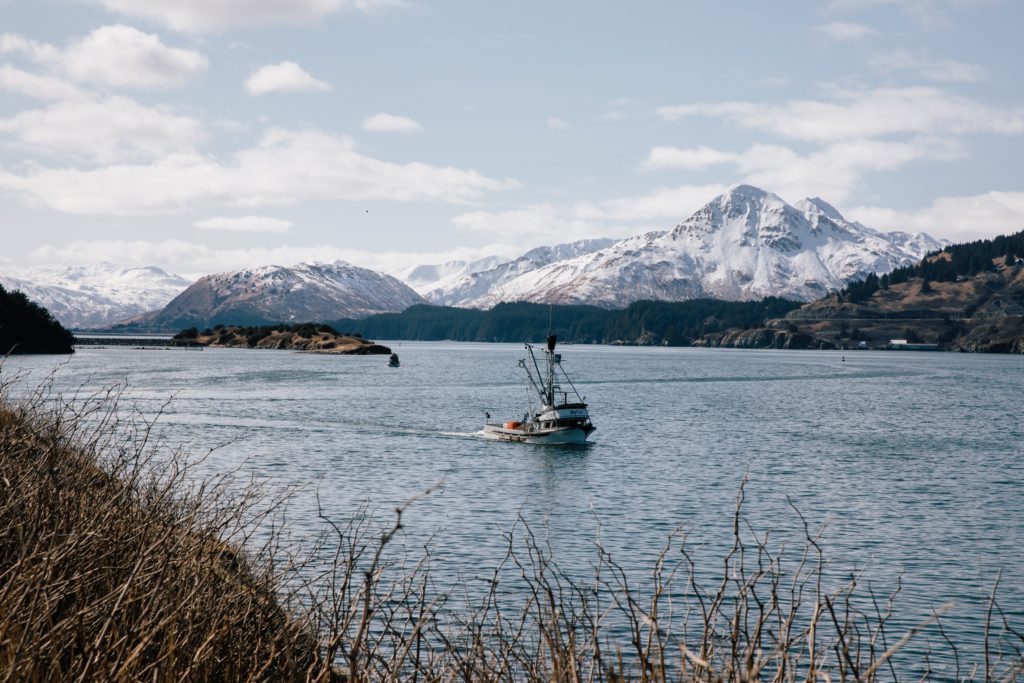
[1,0,1023,278]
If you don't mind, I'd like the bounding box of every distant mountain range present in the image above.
[390,255,507,294]
[3,185,944,330]
[405,186,943,308]
[0,263,192,329]
[415,238,619,306]
[118,261,426,331]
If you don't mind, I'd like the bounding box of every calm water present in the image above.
[4,343,1023,673]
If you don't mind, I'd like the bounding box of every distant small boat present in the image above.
[388,352,400,367]
[483,335,595,444]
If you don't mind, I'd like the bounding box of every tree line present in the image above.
[0,283,75,355]
[839,229,1024,303]
[329,298,801,346]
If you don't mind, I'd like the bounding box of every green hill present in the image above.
[696,230,1024,353]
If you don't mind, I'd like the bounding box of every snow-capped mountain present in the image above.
[138,260,427,330]
[392,254,507,295]
[0,263,193,329]
[445,185,944,308]
[422,238,619,306]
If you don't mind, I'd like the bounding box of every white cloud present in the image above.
[362,112,423,133]
[194,215,294,233]
[62,25,208,89]
[0,128,518,214]
[0,33,61,63]
[814,21,878,41]
[452,205,610,242]
[0,96,202,163]
[244,61,332,95]
[87,0,407,33]
[849,191,1024,242]
[869,49,987,82]
[734,137,961,203]
[451,185,732,247]
[546,116,568,130]
[642,146,738,171]
[655,87,1024,141]
[638,138,960,204]
[574,183,730,223]
[0,65,84,100]
[1,26,207,89]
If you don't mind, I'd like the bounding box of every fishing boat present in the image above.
[483,335,595,444]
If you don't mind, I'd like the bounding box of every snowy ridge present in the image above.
[392,254,507,295]
[142,260,426,329]
[437,185,943,308]
[423,238,618,306]
[0,263,192,329]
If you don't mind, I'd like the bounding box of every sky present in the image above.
[1,0,1023,279]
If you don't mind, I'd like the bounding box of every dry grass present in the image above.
[0,377,330,681]
[0,373,1021,681]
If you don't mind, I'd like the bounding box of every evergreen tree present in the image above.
[838,229,1024,299]
[0,284,75,354]
[328,298,802,346]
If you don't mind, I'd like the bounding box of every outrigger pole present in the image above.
[518,305,563,409]
[519,352,546,405]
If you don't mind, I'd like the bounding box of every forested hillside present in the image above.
[839,230,1024,303]
[330,298,801,345]
[697,230,1024,353]
[0,284,76,354]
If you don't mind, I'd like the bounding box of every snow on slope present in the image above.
[454,186,943,308]
[0,263,192,329]
[392,254,506,295]
[144,260,427,329]
[423,238,619,306]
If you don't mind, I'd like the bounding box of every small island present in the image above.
[173,323,391,355]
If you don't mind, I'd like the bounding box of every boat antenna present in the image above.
[545,304,557,405]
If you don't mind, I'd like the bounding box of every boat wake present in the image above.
[439,430,491,440]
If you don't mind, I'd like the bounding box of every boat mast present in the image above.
[545,304,556,406]
[545,334,557,406]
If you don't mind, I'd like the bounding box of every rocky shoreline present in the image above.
[694,250,1024,354]
[693,317,1024,353]
[174,324,392,355]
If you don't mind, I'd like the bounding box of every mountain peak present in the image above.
[718,184,794,211]
[672,184,790,238]
[796,196,845,221]
[145,261,426,330]
[303,259,355,270]
[725,184,771,201]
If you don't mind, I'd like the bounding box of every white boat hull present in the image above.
[482,424,592,444]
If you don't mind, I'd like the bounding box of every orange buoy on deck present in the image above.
[504,420,521,430]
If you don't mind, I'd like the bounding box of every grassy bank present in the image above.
[0,378,1020,680]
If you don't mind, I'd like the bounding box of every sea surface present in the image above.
[4,342,1023,674]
